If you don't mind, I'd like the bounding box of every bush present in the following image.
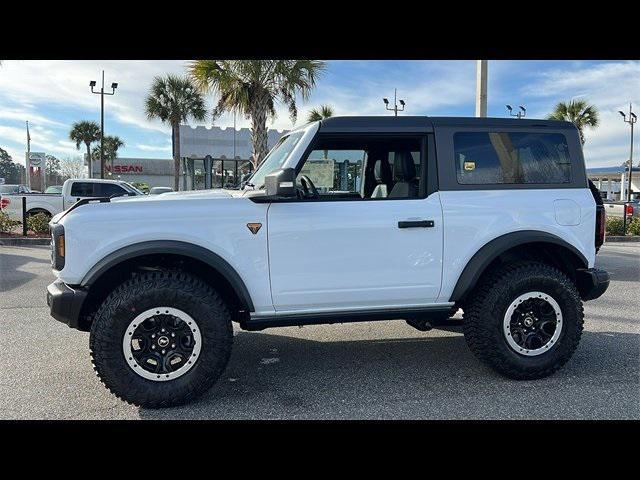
[26,212,51,234]
[628,218,640,236]
[131,182,150,194]
[606,217,625,236]
[606,216,640,236]
[0,211,20,234]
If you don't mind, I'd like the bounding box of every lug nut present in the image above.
[171,333,175,337]
[171,344,176,348]
[151,334,156,338]
[162,350,166,354]
[151,345,156,349]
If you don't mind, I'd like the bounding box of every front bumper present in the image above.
[46,280,88,330]
[576,268,610,301]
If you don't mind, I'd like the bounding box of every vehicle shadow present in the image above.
[138,327,640,420]
[0,250,50,293]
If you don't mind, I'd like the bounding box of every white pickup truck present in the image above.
[47,116,610,408]
[0,178,142,220]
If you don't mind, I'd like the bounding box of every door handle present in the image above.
[398,220,434,228]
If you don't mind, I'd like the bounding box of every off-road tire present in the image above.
[462,261,584,380]
[89,270,233,408]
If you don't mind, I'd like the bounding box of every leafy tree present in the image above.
[69,121,101,178]
[92,135,125,175]
[189,60,325,168]
[45,155,61,177]
[547,100,599,144]
[145,75,207,190]
[0,147,25,184]
[60,157,87,179]
[307,104,334,123]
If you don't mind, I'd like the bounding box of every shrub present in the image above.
[606,216,640,236]
[0,211,20,234]
[628,218,640,236]
[605,217,625,236]
[26,212,51,234]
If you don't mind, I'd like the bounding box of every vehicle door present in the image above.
[266,133,444,314]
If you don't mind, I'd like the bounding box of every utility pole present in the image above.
[619,103,637,235]
[90,71,118,179]
[25,121,31,188]
[475,60,488,117]
[383,89,405,116]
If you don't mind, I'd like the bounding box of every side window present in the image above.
[454,132,571,185]
[297,136,424,200]
[70,182,95,197]
[94,183,127,197]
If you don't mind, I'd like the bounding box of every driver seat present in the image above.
[388,151,419,198]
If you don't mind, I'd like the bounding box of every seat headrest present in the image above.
[394,151,416,181]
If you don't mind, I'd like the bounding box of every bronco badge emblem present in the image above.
[247,223,262,234]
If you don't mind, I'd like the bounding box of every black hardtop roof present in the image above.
[318,115,575,132]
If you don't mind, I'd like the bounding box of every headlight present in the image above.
[50,224,65,270]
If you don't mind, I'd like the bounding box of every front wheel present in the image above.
[462,262,584,380]
[89,271,233,408]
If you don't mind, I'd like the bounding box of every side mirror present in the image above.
[264,168,296,198]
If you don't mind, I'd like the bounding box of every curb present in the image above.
[605,236,640,243]
[0,237,51,246]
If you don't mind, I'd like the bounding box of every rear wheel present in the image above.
[90,270,233,408]
[462,262,584,379]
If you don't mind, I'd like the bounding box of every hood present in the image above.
[112,188,242,203]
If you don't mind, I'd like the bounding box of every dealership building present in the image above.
[91,125,289,190]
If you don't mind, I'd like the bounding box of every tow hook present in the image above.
[405,318,433,331]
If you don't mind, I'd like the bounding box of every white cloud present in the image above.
[521,61,640,167]
[136,143,172,153]
[0,60,189,133]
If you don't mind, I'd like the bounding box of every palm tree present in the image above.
[547,100,599,144]
[189,60,326,168]
[92,135,125,175]
[69,121,101,178]
[145,74,207,190]
[307,105,334,159]
[307,104,334,123]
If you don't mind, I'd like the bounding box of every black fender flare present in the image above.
[80,240,255,312]
[449,230,588,303]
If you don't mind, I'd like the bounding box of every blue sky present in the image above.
[0,60,638,168]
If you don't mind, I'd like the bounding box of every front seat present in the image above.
[388,151,419,198]
[371,158,393,198]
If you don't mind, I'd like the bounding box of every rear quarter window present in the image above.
[70,182,95,196]
[454,132,572,185]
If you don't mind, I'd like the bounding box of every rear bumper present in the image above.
[576,268,610,301]
[46,280,88,330]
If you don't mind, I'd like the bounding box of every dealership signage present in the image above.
[106,165,144,174]
[28,152,46,168]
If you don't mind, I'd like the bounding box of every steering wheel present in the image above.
[299,175,319,199]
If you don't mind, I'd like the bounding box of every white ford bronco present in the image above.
[47,116,609,408]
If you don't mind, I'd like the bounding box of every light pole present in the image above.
[383,89,405,116]
[475,60,488,117]
[619,103,637,235]
[90,71,118,179]
[506,104,526,119]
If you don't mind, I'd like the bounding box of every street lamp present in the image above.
[383,89,405,116]
[506,104,526,119]
[90,71,118,179]
[619,103,636,235]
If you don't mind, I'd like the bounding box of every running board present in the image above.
[240,306,455,331]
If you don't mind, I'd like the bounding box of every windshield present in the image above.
[246,131,305,189]
[1,185,29,194]
[122,182,145,195]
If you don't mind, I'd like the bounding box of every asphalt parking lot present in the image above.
[1,243,638,420]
